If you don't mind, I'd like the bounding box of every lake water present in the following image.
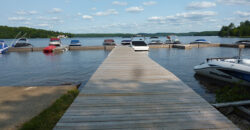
[1,36,250,103]
[2,36,250,47]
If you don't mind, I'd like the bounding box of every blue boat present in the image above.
[69,40,81,46]
[190,39,210,44]
[0,40,9,54]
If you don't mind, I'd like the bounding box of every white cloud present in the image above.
[143,1,157,6]
[176,11,216,19]
[148,16,166,24]
[37,23,50,27]
[37,16,63,23]
[50,8,62,13]
[82,15,93,20]
[94,9,118,16]
[216,0,250,5]
[148,11,217,25]
[235,11,250,17]
[126,7,144,13]
[16,10,38,15]
[91,7,97,11]
[112,1,127,6]
[8,17,31,21]
[187,1,216,10]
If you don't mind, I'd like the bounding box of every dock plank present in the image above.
[54,46,238,130]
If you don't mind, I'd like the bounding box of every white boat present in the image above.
[148,37,164,45]
[12,38,32,47]
[194,58,250,86]
[165,35,181,44]
[0,40,8,54]
[130,36,149,51]
[49,38,61,46]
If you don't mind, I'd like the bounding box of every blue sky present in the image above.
[0,0,249,33]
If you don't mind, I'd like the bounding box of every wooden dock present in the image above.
[54,46,238,129]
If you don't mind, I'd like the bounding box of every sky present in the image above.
[0,0,249,33]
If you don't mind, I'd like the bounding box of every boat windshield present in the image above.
[132,41,147,46]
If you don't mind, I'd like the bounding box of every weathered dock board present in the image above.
[54,46,238,129]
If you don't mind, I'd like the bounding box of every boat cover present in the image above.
[71,40,80,44]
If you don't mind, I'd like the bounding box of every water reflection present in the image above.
[0,50,110,86]
[149,47,250,103]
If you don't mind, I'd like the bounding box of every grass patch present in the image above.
[20,89,79,130]
[216,83,250,103]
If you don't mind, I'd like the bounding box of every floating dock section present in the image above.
[7,44,248,52]
[55,46,238,129]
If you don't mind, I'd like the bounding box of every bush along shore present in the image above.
[20,89,79,130]
[215,82,250,130]
[216,82,250,103]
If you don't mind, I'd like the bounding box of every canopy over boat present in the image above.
[71,40,80,44]
[104,39,115,42]
[121,40,131,42]
[50,38,60,41]
[0,40,4,43]
[195,39,207,42]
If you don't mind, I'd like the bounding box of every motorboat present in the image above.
[148,37,164,45]
[131,41,149,51]
[69,40,81,46]
[235,40,250,46]
[194,58,250,86]
[130,36,149,51]
[121,40,131,45]
[190,39,210,44]
[43,45,57,53]
[148,40,164,45]
[165,35,181,44]
[49,38,61,46]
[0,40,8,54]
[12,38,32,47]
[103,39,116,46]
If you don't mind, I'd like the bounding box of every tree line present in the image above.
[0,25,227,39]
[218,20,250,37]
[0,26,72,39]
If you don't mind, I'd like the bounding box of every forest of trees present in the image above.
[0,26,72,38]
[1,24,240,39]
[218,20,250,37]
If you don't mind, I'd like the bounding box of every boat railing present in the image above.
[206,57,238,62]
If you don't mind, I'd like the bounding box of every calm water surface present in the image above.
[0,50,110,86]
[149,47,250,102]
[1,37,250,103]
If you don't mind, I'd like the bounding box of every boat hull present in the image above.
[13,43,32,48]
[0,47,8,54]
[43,46,57,53]
[194,64,250,86]
[69,44,81,46]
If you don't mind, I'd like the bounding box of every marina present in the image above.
[54,46,238,129]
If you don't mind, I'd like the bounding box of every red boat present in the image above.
[43,45,57,53]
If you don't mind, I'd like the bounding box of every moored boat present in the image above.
[194,58,250,86]
[0,40,9,54]
[49,38,61,46]
[69,40,81,46]
[121,40,131,45]
[103,39,116,46]
[190,39,210,44]
[165,35,181,44]
[12,38,32,47]
[43,45,57,53]
[148,40,164,45]
[130,36,149,51]
[235,40,250,46]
